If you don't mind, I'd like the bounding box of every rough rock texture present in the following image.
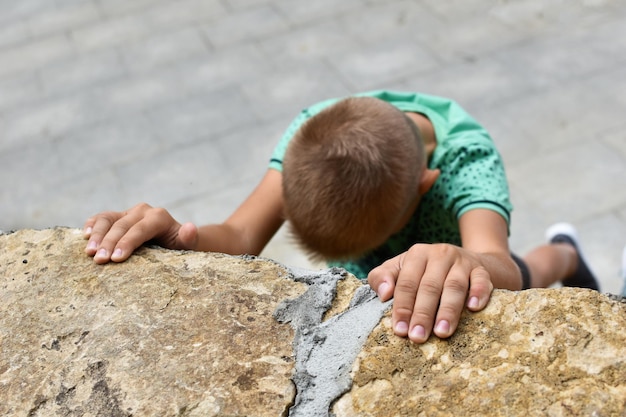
[333,289,626,416]
[0,228,305,416]
[1,228,626,416]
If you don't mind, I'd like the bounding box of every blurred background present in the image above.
[1,0,625,293]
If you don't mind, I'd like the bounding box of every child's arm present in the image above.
[84,169,285,264]
[367,208,521,344]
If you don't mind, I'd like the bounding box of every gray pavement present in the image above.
[1,0,626,293]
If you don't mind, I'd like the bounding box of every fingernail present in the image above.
[378,282,390,297]
[112,248,123,259]
[84,227,92,236]
[96,248,107,258]
[395,321,408,334]
[87,240,97,250]
[435,320,450,335]
[468,296,479,309]
[410,325,425,340]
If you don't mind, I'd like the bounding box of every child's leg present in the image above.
[523,223,599,290]
[522,243,578,288]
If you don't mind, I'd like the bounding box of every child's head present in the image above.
[282,96,427,261]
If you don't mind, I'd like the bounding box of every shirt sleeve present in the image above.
[439,140,513,226]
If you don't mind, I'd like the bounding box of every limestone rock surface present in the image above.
[334,289,626,416]
[1,228,626,417]
[0,228,306,416]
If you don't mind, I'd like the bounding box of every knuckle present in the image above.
[112,216,134,231]
[147,207,170,221]
[134,202,153,211]
[443,277,469,294]
[437,304,461,319]
[470,267,493,287]
[434,243,456,258]
[393,306,416,320]
[406,243,427,257]
[98,211,118,222]
[418,278,442,296]
[395,279,419,294]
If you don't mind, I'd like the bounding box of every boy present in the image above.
[84,90,599,344]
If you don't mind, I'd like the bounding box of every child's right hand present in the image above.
[83,203,199,264]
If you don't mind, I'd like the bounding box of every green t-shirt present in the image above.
[269,90,513,279]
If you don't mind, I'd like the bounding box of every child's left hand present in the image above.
[367,243,494,343]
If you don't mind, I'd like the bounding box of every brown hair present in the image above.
[282,96,425,261]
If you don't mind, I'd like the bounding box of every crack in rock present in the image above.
[274,267,392,417]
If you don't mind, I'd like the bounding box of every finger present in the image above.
[85,211,125,257]
[110,206,187,262]
[432,264,471,339]
[92,213,147,264]
[406,253,453,343]
[367,255,403,302]
[91,204,158,263]
[391,248,428,339]
[83,216,97,238]
[466,266,493,311]
[105,212,176,263]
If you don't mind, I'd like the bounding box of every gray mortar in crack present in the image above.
[274,266,392,417]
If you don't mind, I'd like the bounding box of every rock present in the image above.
[1,228,625,416]
[334,288,626,416]
[0,228,305,416]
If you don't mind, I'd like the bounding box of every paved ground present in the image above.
[1,0,625,294]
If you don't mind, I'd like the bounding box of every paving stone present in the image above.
[337,0,442,46]
[0,34,75,80]
[489,0,615,34]
[142,0,227,29]
[389,55,546,112]
[0,72,44,112]
[39,48,127,96]
[24,1,101,38]
[507,140,626,224]
[94,0,166,17]
[601,125,626,161]
[239,61,351,122]
[210,118,285,175]
[0,19,30,50]
[55,115,164,181]
[120,27,211,74]
[584,16,626,60]
[412,15,526,64]
[69,12,154,51]
[90,70,190,116]
[180,44,275,92]
[0,139,62,201]
[258,19,360,65]
[492,32,617,85]
[419,0,503,20]
[0,0,55,25]
[25,169,127,230]
[481,80,626,167]
[326,36,440,91]
[114,139,232,209]
[1,93,96,151]
[145,86,255,146]
[272,0,366,25]
[201,5,290,48]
